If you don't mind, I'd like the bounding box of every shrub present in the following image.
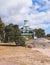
[15,36,26,46]
[26,44,33,48]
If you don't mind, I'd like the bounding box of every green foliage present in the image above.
[34,28,45,38]
[14,25,25,46]
[27,34,33,39]
[0,18,5,42]
[0,18,25,46]
[15,36,25,46]
[5,23,14,42]
[4,23,25,46]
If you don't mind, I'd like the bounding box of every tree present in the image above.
[0,18,25,46]
[14,25,25,46]
[5,24,25,46]
[0,18,5,42]
[34,28,45,38]
[5,23,14,42]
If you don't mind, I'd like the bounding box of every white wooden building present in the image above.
[20,20,37,39]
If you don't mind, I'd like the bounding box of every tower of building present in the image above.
[24,20,28,26]
[23,20,29,33]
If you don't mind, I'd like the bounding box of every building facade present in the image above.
[20,20,37,39]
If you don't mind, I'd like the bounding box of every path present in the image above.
[32,48,50,57]
[0,62,20,65]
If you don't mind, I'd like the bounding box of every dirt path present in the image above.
[32,48,50,57]
[0,62,19,65]
[0,46,50,65]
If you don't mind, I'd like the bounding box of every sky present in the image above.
[0,0,50,34]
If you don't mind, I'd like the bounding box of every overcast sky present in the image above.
[0,0,50,34]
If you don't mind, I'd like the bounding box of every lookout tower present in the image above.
[24,20,28,25]
[23,20,29,33]
[20,20,37,39]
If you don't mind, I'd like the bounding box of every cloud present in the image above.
[0,0,32,25]
[0,0,50,31]
[28,10,50,29]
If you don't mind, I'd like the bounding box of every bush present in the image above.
[15,36,26,46]
[26,44,33,48]
[27,34,33,39]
